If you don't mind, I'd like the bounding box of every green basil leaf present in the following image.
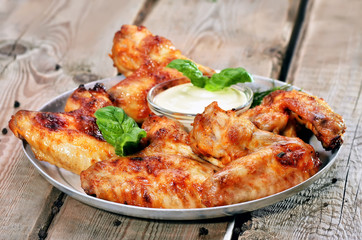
[115,128,147,156]
[251,85,291,108]
[95,106,147,156]
[205,68,253,91]
[166,59,208,88]
[167,59,253,92]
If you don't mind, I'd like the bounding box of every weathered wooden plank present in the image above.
[46,197,231,240]
[45,0,301,239]
[0,0,145,239]
[144,0,300,78]
[238,0,362,239]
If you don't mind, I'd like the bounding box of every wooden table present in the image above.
[1,0,361,239]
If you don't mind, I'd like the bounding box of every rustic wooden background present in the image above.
[0,0,361,239]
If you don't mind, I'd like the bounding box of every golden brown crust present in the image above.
[190,102,254,167]
[108,25,215,123]
[9,110,116,174]
[9,25,346,209]
[108,65,184,123]
[190,102,320,167]
[189,102,320,206]
[64,83,114,117]
[242,90,346,150]
[200,144,319,207]
[81,115,217,208]
[81,155,214,209]
[9,82,118,174]
[109,25,214,77]
[110,25,182,76]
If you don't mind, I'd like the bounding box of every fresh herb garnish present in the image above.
[166,59,253,91]
[166,59,208,88]
[251,85,291,108]
[94,106,147,156]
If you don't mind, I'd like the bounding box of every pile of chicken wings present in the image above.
[9,25,345,208]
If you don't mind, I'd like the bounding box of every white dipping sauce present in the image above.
[154,83,247,114]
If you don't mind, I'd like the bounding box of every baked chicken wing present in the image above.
[108,64,184,123]
[139,115,214,164]
[108,25,215,123]
[200,144,319,206]
[9,84,117,174]
[64,83,114,117]
[109,25,214,77]
[81,115,217,208]
[9,110,116,174]
[81,155,213,208]
[242,90,346,150]
[190,102,321,206]
[9,25,346,210]
[190,102,321,167]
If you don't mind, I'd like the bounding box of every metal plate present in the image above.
[22,75,341,220]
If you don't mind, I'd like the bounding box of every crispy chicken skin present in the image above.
[140,115,220,169]
[190,102,320,168]
[139,115,215,165]
[81,115,217,208]
[241,107,291,134]
[9,84,117,174]
[81,102,321,208]
[242,90,346,150]
[189,102,320,206]
[81,155,214,208]
[64,83,114,117]
[108,65,185,123]
[201,144,319,207]
[109,25,214,77]
[108,25,215,123]
[10,25,346,209]
[110,25,183,77]
[9,110,116,174]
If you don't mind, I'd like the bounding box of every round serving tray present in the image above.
[22,75,340,220]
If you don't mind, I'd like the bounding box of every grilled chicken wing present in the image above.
[242,90,346,150]
[190,102,320,206]
[64,83,114,117]
[9,110,116,174]
[81,115,217,208]
[109,25,214,77]
[9,84,117,174]
[139,115,214,164]
[10,25,345,210]
[201,144,319,206]
[108,64,185,123]
[190,102,320,167]
[81,155,214,208]
[108,25,215,123]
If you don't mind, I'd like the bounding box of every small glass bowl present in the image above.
[147,77,253,131]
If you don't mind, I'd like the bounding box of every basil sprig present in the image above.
[94,106,147,156]
[251,85,291,108]
[166,59,253,91]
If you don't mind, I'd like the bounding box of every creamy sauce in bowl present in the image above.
[147,78,253,131]
[153,83,247,114]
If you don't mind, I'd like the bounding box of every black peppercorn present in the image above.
[14,100,20,108]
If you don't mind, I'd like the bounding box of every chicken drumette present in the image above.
[190,102,321,206]
[108,25,215,123]
[241,90,346,150]
[81,115,218,209]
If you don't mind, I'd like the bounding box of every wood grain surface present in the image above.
[1,0,360,239]
[238,0,362,239]
[42,1,299,239]
[143,0,299,78]
[0,1,146,239]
